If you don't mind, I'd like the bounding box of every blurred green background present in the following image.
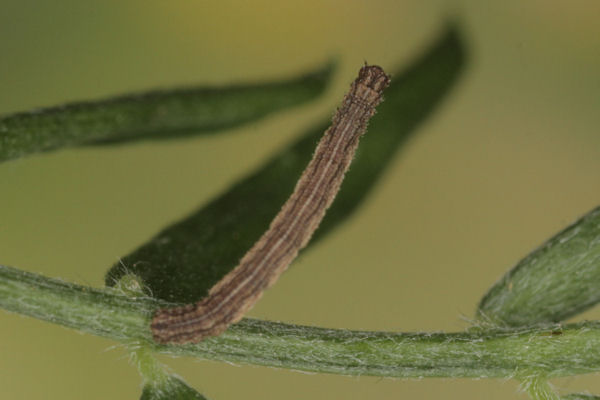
[1,1,600,399]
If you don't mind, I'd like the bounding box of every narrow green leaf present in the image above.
[478,206,600,326]
[105,24,467,303]
[140,375,208,400]
[562,395,600,400]
[0,62,333,162]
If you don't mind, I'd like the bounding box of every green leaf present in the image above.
[478,206,600,327]
[105,24,467,303]
[140,375,208,400]
[0,62,333,163]
[562,395,600,400]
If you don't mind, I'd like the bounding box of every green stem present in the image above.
[2,264,600,379]
[133,344,170,386]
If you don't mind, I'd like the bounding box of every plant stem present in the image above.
[2,264,600,379]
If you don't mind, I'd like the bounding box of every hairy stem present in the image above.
[2,264,600,379]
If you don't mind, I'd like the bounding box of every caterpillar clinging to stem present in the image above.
[151,64,390,344]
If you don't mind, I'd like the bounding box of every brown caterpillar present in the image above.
[151,65,390,344]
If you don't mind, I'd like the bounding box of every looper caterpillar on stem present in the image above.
[151,64,391,344]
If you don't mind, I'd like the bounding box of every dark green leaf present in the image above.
[141,375,208,400]
[105,24,467,303]
[562,395,600,400]
[478,206,600,326]
[0,62,333,163]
